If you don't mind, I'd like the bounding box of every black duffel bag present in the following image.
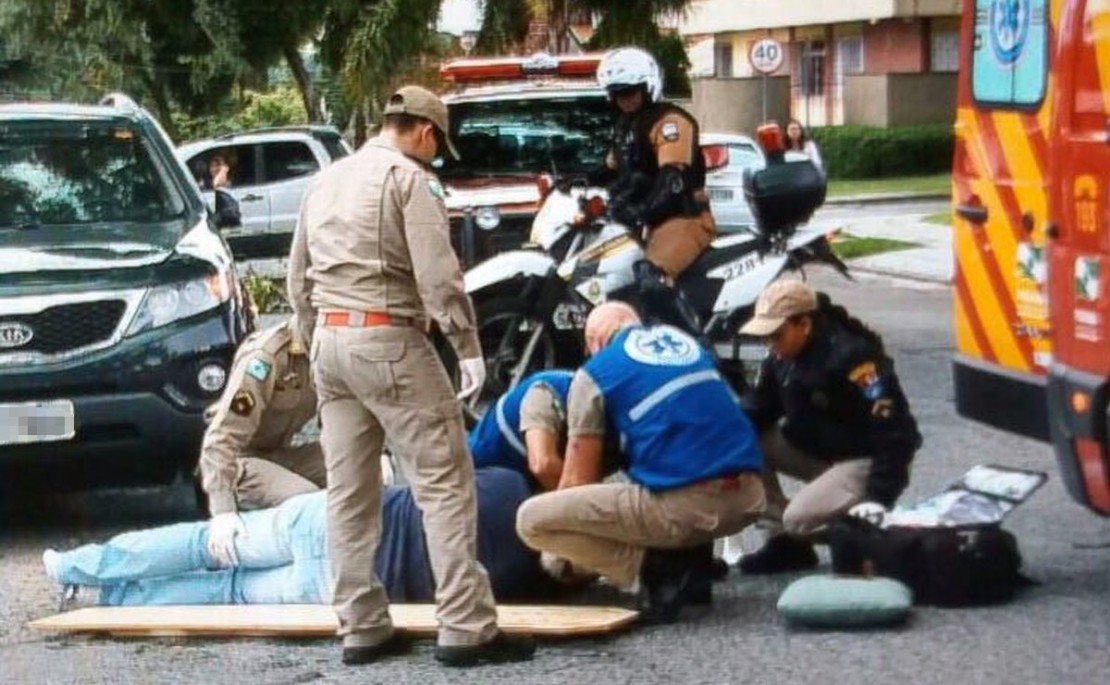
[828,518,1031,607]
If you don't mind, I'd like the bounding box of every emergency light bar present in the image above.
[440,51,605,84]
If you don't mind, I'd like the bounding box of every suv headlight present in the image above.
[126,271,232,336]
[475,206,501,231]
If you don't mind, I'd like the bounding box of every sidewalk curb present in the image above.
[846,262,952,285]
[825,191,950,206]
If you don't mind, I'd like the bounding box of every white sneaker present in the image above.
[42,549,62,584]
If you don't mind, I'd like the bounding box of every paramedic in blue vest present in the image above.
[736,280,922,575]
[515,302,766,623]
[467,370,575,491]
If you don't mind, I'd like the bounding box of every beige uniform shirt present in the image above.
[287,136,480,360]
[199,322,317,514]
[518,384,566,436]
[566,369,608,438]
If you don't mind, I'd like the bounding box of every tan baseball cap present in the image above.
[739,280,818,336]
[383,85,460,160]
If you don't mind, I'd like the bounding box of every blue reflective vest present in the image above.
[583,325,763,491]
[467,370,574,475]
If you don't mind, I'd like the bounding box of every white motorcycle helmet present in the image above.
[597,47,663,103]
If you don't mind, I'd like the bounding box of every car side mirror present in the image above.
[213,189,241,229]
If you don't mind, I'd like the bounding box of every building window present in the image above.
[837,37,864,75]
[931,31,960,72]
[971,0,1048,108]
[796,40,826,96]
[715,42,733,78]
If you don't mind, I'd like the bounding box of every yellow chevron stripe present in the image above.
[953,212,1028,370]
[953,109,1028,370]
[993,112,1049,241]
[953,286,983,359]
[1092,5,1110,113]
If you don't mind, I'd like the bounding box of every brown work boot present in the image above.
[434,631,537,668]
[341,634,413,665]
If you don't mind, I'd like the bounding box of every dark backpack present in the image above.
[828,518,1030,607]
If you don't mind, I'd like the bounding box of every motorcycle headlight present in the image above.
[126,271,232,336]
[475,206,501,231]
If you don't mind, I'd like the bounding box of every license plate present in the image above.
[0,400,76,446]
[709,188,734,201]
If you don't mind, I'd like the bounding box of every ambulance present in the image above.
[953,0,1110,514]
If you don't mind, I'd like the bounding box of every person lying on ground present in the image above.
[43,467,557,606]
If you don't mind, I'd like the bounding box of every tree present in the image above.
[580,0,694,96]
[193,0,329,121]
[0,0,242,137]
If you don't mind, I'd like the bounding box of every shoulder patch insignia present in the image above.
[871,398,894,420]
[245,358,272,382]
[230,390,256,417]
[427,177,445,200]
[849,361,885,401]
[661,122,680,141]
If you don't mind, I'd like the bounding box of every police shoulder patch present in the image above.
[849,361,885,401]
[230,390,256,417]
[427,177,445,200]
[245,357,271,382]
[661,121,681,142]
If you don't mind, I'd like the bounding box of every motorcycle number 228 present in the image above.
[717,254,762,281]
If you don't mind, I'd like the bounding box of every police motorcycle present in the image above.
[459,127,850,405]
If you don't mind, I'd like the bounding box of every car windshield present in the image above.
[440,95,613,178]
[0,120,186,229]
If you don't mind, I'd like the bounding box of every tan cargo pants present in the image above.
[759,426,872,536]
[235,443,327,511]
[516,473,764,588]
[312,323,498,649]
[645,210,716,278]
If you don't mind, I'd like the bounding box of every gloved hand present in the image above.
[847,501,887,527]
[457,357,487,401]
[207,512,246,567]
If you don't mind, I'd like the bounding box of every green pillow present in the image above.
[777,575,913,628]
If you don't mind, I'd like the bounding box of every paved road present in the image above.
[3,270,1109,684]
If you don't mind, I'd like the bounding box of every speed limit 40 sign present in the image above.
[749,38,784,75]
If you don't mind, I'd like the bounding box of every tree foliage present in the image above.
[0,0,698,137]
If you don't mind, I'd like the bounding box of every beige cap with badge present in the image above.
[383,85,460,160]
[739,279,818,336]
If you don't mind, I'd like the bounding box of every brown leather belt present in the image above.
[319,310,415,328]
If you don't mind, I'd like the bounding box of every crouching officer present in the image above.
[198,315,326,568]
[737,280,923,574]
[516,302,765,623]
[467,370,574,491]
[287,85,534,667]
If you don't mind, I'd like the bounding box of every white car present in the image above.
[177,126,352,258]
[701,132,767,235]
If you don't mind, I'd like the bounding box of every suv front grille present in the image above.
[1,300,126,355]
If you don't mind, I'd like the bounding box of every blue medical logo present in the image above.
[625,326,700,366]
[990,0,1029,65]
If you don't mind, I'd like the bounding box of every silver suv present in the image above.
[177,125,352,259]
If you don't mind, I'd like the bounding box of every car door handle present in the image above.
[239,193,265,203]
[956,203,988,224]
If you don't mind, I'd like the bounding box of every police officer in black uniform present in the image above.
[589,47,716,334]
[735,280,923,574]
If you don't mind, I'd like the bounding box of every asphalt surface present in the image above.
[3,269,1110,684]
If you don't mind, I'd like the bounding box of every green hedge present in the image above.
[809,124,954,180]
